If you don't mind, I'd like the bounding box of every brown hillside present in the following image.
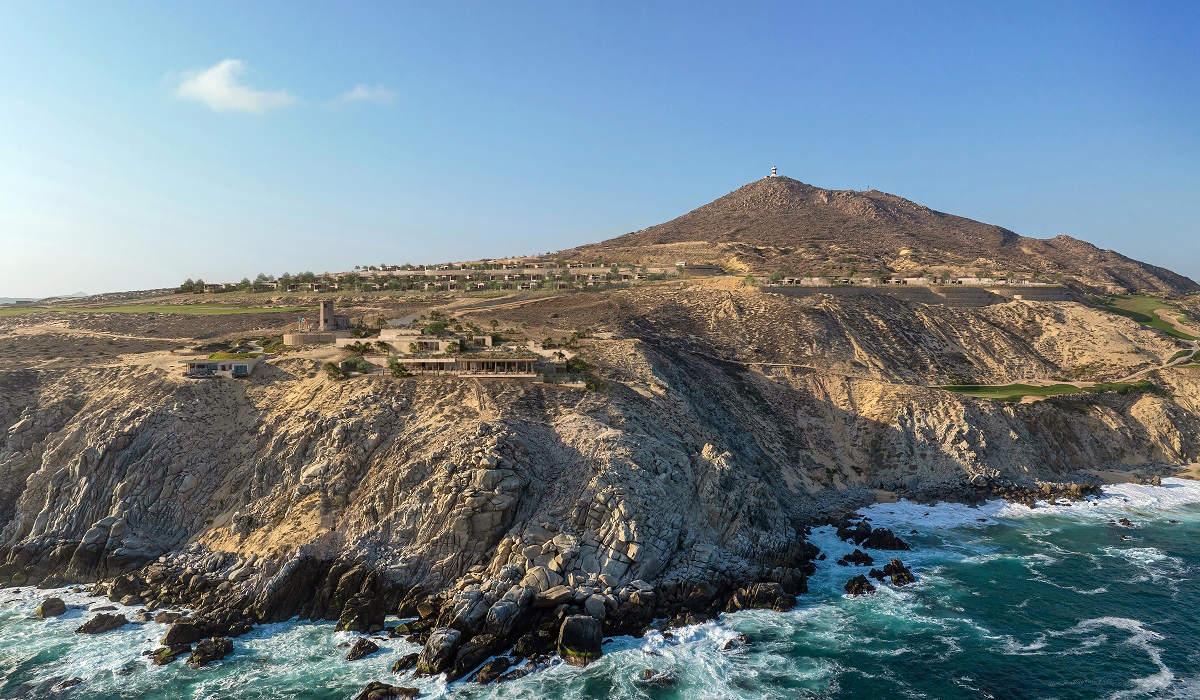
[565,176,1196,294]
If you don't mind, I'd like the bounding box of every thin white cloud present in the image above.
[337,84,396,105]
[174,59,297,114]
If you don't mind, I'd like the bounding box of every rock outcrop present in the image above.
[75,613,128,634]
[354,682,420,700]
[187,637,233,668]
[346,637,380,661]
[557,615,603,667]
[36,596,66,618]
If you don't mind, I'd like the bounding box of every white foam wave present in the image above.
[861,478,1200,536]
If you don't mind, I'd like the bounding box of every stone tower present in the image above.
[318,299,335,331]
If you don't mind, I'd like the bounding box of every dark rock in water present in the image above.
[448,633,502,681]
[837,520,873,545]
[638,667,677,687]
[416,627,462,675]
[150,644,191,666]
[391,652,419,674]
[836,549,874,567]
[90,605,118,612]
[724,582,794,613]
[867,568,886,581]
[187,637,233,668]
[861,527,910,551]
[883,558,916,586]
[472,656,512,684]
[346,637,380,661]
[844,575,876,596]
[153,611,183,624]
[36,597,67,618]
[75,613,128,634]
[161,621,203,647]
[52,677,83,691]
[722,633,749,651]
[135,610,154,622]
[496,665,532,683]
[354,681,420,700]
[558,615,603,667]
[1117,518,1134,527]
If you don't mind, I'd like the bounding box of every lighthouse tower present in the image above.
[770,166,778,177]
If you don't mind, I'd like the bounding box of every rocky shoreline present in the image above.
[0,478,1110,695]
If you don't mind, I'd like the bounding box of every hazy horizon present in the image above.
[2,2,1198,298]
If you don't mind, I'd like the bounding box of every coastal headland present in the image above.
[3,177,1200,692]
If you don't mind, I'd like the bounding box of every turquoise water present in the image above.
[4,479,1200,699]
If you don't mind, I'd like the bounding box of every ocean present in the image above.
[3,478,1199,699]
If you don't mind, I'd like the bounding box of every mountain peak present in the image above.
[562,177,1197,294]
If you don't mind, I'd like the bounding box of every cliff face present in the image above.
[1,289,1198,670]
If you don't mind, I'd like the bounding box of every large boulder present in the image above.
[534,585,574,607]
[346,637,380,661]
[448,633,502,681]
[416,627,462,676]
[391,652,419,674]
[75,613,128,634]
[473,656,512,684]
[36,597,67,618]
[557,615,602,667]
[443,590,489,634]
[483,600,523,638]
[150,645,190,666]
[187,637,233,668]
[161,620,205,647]
[724,583,794,613]
[354,682,420,700]
[583,594,607,620]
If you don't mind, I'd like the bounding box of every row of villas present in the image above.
[191,261,726,294]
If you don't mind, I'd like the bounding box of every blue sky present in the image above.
[1,1,1197,297]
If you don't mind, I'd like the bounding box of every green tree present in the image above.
[179,278,195,293]
[387,357,410,377]
[323,361,345,380]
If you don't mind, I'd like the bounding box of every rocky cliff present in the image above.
[2,287,1199,679]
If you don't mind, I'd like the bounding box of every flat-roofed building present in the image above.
[181,356,264,378]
